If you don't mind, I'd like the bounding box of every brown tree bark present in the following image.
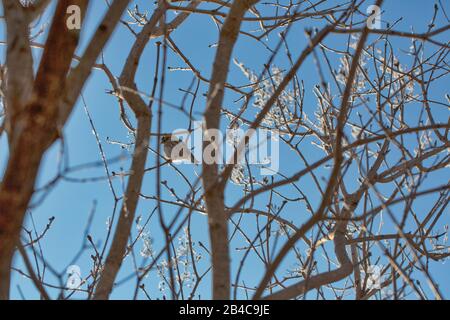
[202,0,259,300]
[0,0,129,299]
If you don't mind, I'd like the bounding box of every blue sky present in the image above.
[1,0,449,299]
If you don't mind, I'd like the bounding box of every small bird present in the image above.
[161,134,198,164]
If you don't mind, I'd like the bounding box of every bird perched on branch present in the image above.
[161,134,199,164]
